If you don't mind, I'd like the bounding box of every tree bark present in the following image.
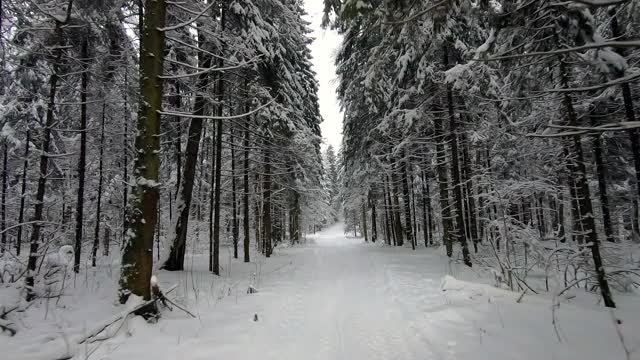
[590,114,615,243]
[383,181,392,245]
[119,0,166,307]
[262,147,272,257]
[369,191,377,243]
[231,127,239,258]
[400,152,415,250]
[92,101,106,266]
[362,201,368,242]
[610,14,640,234]
[25,2,74,301]
[461,133,479,252]
[243,115,251,262]
[15,130,29,256]
[444,47,471,266]
[0,141,7,254]
[560,58,615,308]
[434,103,453,256]
[211,3,226,274]
[73,36,88,273]
[164,19,212,271]
[209,122,216,272]
[391,166,404,246]
[421,170,432,247]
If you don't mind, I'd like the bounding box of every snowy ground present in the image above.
[3,222,640,359]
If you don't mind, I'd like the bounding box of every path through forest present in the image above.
[84,222,638,360]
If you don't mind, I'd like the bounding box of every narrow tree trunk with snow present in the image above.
[369,191,377,243]
[243,116,251,262]
[560,58,614,308]
[0,141,7,254]
[73,36,88,273]
[263,147,272,257]
[15,130,29,256]
[433,103,453,256]
[92,102,106,267]
[163,22,211,270]
[231,128,239,258]
[444,60,471,266]
[25,3,73,301]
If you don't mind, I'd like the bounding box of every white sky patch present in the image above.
[303,0,343,151]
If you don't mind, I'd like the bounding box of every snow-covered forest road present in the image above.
[86,222,637,360]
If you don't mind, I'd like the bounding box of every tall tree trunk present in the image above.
[362,201,368,242]
[119,0,166,306]
[0,141,7,254]
[434,103,453,256]
[421,170,432,247]
[461,133,479,252]
[123,71,129,242]
[590,114,615,243]
[16,130,29,256]
[369,191,377,243]
[92,101,106,266]
[291,190,300,244]
[231,128,239,258]
[25,2,73,301]
[212,3,226,274]
[444,46,472,267]
[610,14,640,233]
[447,93,471,266]
[385,176,396,245]
[164,20,212,271]
[73,37,88,273]
[263,147,272,257]
[391,166,404,246]
[212,117,223,274]
[383,182,392,245]
[243,116,251,262]
[560,58,615,308]
[209,122,216,272]
[400,152,414,250]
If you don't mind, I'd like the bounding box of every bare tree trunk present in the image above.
[361,201,368,242]
[0,141,7,254]
[369,191,377,243]
[590,114,615,243]
[163,26,211,270]
[560,58,615,308]
[383,183,392,245]
[15,130,29,256]
[421,170,432,247]
[103,227,110,256]
[231,128,239,258]
[119,0,166,307]
[610,15,640,234]
[92,101,106,266]
[445,66,471,266]
[462,133,479,252]
[434,103,453,256]
[209,122,216,272]
[212,116,223,274]
[263,147,272,257]
[122,72,129,243]
[243,116,251,262]
[400,153,414,250]
[391,165,404,246]
[26,2,74,301]
[211,3,226,274]
[385,176,397,246]
[73,36,88,273]
[291,190,300,244]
